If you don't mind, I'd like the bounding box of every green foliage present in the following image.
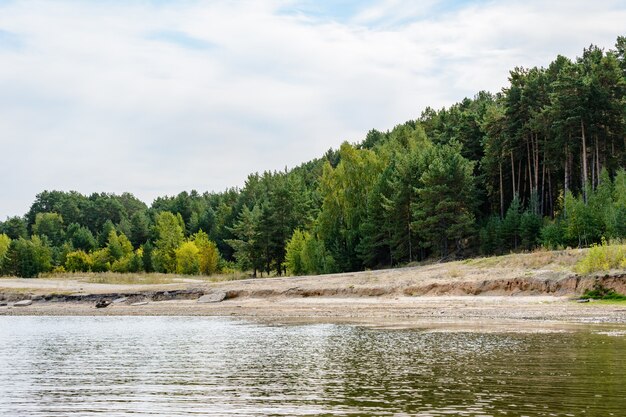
[193,231,220,275]
[563,191,601,247]
[142,242,154,273]
[0,233,11,274]
[479,216,502,255]
[106,230,133,261]
[66,223,97,252]
[152,211,185,273]
[175,241,200,275]
[285,228,336,276]
[575,240,626,274]
[128,248,145,273]
[65,250,93,272]
[226,204,263,275]
[540,221,565,250]
[520,210,542,250]
[0,216,27,239]
[582,282,626,300]
[98,220,117,248]
[501,196,521,250]
[3,37,626,276]
[5,236,52,277]
[32,212,65,247]
[301,233,336,275]
[412,143,476,257]
[90,248,111,272]
[111,248,144,273]
[285,229,307,275]
[318,142,383,271]
[129,211,151,247]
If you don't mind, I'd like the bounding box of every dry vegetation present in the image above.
[462,248,585,271]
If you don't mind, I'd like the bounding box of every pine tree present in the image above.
[412,143,476,258]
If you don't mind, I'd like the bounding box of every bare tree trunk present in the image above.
[535,134,540,194]
[517,159,522,201]
[591,136,596,189]
[388,231,393,267]
[581,120,588,202]
[407,204,412,263]
[548,168,553,218]
[511,151,516,197]
[527,138,533,195]
[596,138,601,182]
[564,142,569,217]
[499,162,504,218]
[517,159,528,203]
[541,153,546,215]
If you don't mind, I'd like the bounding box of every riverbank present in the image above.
[1,249,626,329]
[3,295,626,330]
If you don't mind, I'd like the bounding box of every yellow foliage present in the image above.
[175,241,200,275]
[575,239,626,274]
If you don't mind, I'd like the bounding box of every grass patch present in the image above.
[464,249,584,271]
[37,270,251,285]
[574,240,626,274]
[37,271,178,285]
[82,273,176,285]
[446,266,464,278]
[581,282,626,301]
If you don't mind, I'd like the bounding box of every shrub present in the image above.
[574,239,626,274]
[91,248,111,272]
[175,241,200,275]
[540,221,564,250]
[582,282,626,300]
[65,250,93,272]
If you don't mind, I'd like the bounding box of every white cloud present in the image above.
[0,0,624,218]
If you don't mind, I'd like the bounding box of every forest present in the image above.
[1,37,625,278]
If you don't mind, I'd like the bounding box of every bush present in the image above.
[574,239,626,274]
[540,221,565,250]
[582,282,626,300]
[91,248,111,272]
[479,216,502,255]
[0,233,10,274]
[65,250,93,272]
[175,241,200,275]
[5,236,52,277]
[194,231,220,275]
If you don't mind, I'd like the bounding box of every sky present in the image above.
[0,0,625,219]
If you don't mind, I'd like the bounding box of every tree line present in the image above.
[1,37,625,278]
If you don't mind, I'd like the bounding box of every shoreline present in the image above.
[2,295,626,332]
[2,252,626,330]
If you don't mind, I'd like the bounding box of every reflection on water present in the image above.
[0,316,624,416]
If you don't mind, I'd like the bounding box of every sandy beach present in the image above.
[2,251,626,330]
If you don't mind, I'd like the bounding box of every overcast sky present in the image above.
[0,0,624,218]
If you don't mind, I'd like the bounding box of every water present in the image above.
[0,317,624,416]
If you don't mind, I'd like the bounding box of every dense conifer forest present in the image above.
[1,38,625,278]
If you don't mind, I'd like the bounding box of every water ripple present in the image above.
[0,317,624,416]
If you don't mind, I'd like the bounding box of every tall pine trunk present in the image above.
[511,151,516,197]
[499,162,504,218]
[581,120,588,203]
[564,142,569,216]
[527,138,533,195]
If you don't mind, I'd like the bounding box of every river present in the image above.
[0,316,624,416]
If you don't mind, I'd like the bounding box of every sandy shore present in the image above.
[2,250,626,330]
[2,295,626,331]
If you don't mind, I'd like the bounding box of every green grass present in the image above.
[581,282,626,301]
